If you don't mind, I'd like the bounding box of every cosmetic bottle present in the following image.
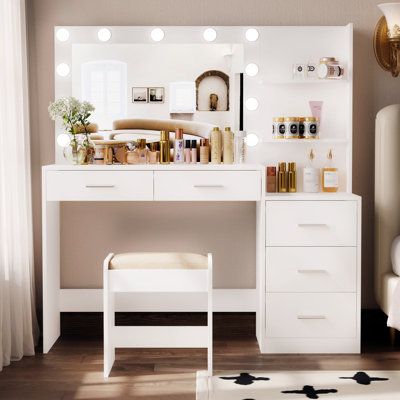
[278,162,288,193]
[223,127,234,164]
[174,128,184,163]
[159,130,170,164]
[266,166,277,193]
[149,142,159,164]
[191,140,197,163]
[303,149,319,193]
[288,162,297,193]
[184,140,191,163]
[210,127,222,164]
[133,139,149,164]
[234,130,246,163]
[200,138,210,164]
[322,149,339,192]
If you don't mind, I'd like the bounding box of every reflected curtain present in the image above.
[0,0,38,370]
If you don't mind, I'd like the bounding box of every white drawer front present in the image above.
[266,293,357,338]
[266,200,357,246]
[154,171,261,201]
[45,171,153,201]
[266,247,357,293]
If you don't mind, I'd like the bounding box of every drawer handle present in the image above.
[297,223,328,227]
[193,184,224,188]
[85,184,115,188]
[297,269,327,274]
[297,315,326,320]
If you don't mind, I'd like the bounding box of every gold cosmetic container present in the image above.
[159,130,170,164]
[288,162,297,192]
[278,162,287,193]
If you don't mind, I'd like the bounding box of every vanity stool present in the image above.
[103,252,213,378]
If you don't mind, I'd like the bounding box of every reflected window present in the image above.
[81,60,127,129]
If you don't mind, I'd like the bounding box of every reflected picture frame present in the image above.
[132,87,148,103]
[148,87,165,103]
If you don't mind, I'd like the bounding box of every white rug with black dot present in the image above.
[196,371,400,399]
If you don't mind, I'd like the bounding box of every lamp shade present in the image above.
[379,3,400,38]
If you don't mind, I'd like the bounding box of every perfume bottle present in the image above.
[288,162,297,193]
[148,142,159,164]
[303,149,319,193]
[278,162,287,193]
[223,127,234,164]
[322,149,339,192]
[234,130,246,163]
[159,130,170,164]
[133,139,149,164]
[174,128,184,163]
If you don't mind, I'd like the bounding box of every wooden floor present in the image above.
[0,312,399,400]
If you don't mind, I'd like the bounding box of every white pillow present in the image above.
[391,235,400,276]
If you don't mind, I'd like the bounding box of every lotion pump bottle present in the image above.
[303,149,320,193]
[322,149,339,192]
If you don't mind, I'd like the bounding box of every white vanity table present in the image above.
[42,164,361,354]
[44,24,361,354]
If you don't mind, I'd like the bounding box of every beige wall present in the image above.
[28,0,400,309]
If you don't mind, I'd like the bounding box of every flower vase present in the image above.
[63,136,87,165]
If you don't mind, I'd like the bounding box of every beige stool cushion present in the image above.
[109,252,207,270]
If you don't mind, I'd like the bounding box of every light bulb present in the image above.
[151,28,165,42]
[203,28,217,42]
[245,97,259,111]
[56,28,70,42]
[56,63,70,77]
[245,133,259,147]
[245,63,259,77]
[97,28,112,42]
[57,133,71,147]
[245,28,259,42]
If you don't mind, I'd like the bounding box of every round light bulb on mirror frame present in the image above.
[151,27,165,42]
[56,63,70,77]
[245,97,259,111]
[56,28,70,42]
[245,63,259,76]
[245,28,259,42]
[203,27,217,42]
[56,133,71,148]
[245,132,260,147]
[97,28,112,42]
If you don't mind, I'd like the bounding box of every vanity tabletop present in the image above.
[42,163,264,171]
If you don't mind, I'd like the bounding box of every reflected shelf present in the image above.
[263,138,349,144]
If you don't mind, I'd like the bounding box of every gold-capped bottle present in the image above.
[288,162,297,192]
[210,127,222,164]
[322,149,339,192]
[278,162,288,193]
[159,130,170,164]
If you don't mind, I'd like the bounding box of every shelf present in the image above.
[261,79,349,85]
[264,138,349,144]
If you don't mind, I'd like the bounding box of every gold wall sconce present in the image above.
[374,3,400,77]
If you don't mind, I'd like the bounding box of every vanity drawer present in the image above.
[265,293,357,338]
[45,171,153,201]
[266,200,357,246]
[154,171,261,201]
[266,247,357,293]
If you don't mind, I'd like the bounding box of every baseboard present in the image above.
[59,288,257,312]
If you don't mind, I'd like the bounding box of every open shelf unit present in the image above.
[244,25,353,193]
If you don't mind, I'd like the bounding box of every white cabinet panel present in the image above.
[266,247,357,293]
[266,200,357,246]
[266,293,357,338]
[154,171,261,201]
[45,171,153,201]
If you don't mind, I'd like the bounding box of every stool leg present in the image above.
[103,257,115,378]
